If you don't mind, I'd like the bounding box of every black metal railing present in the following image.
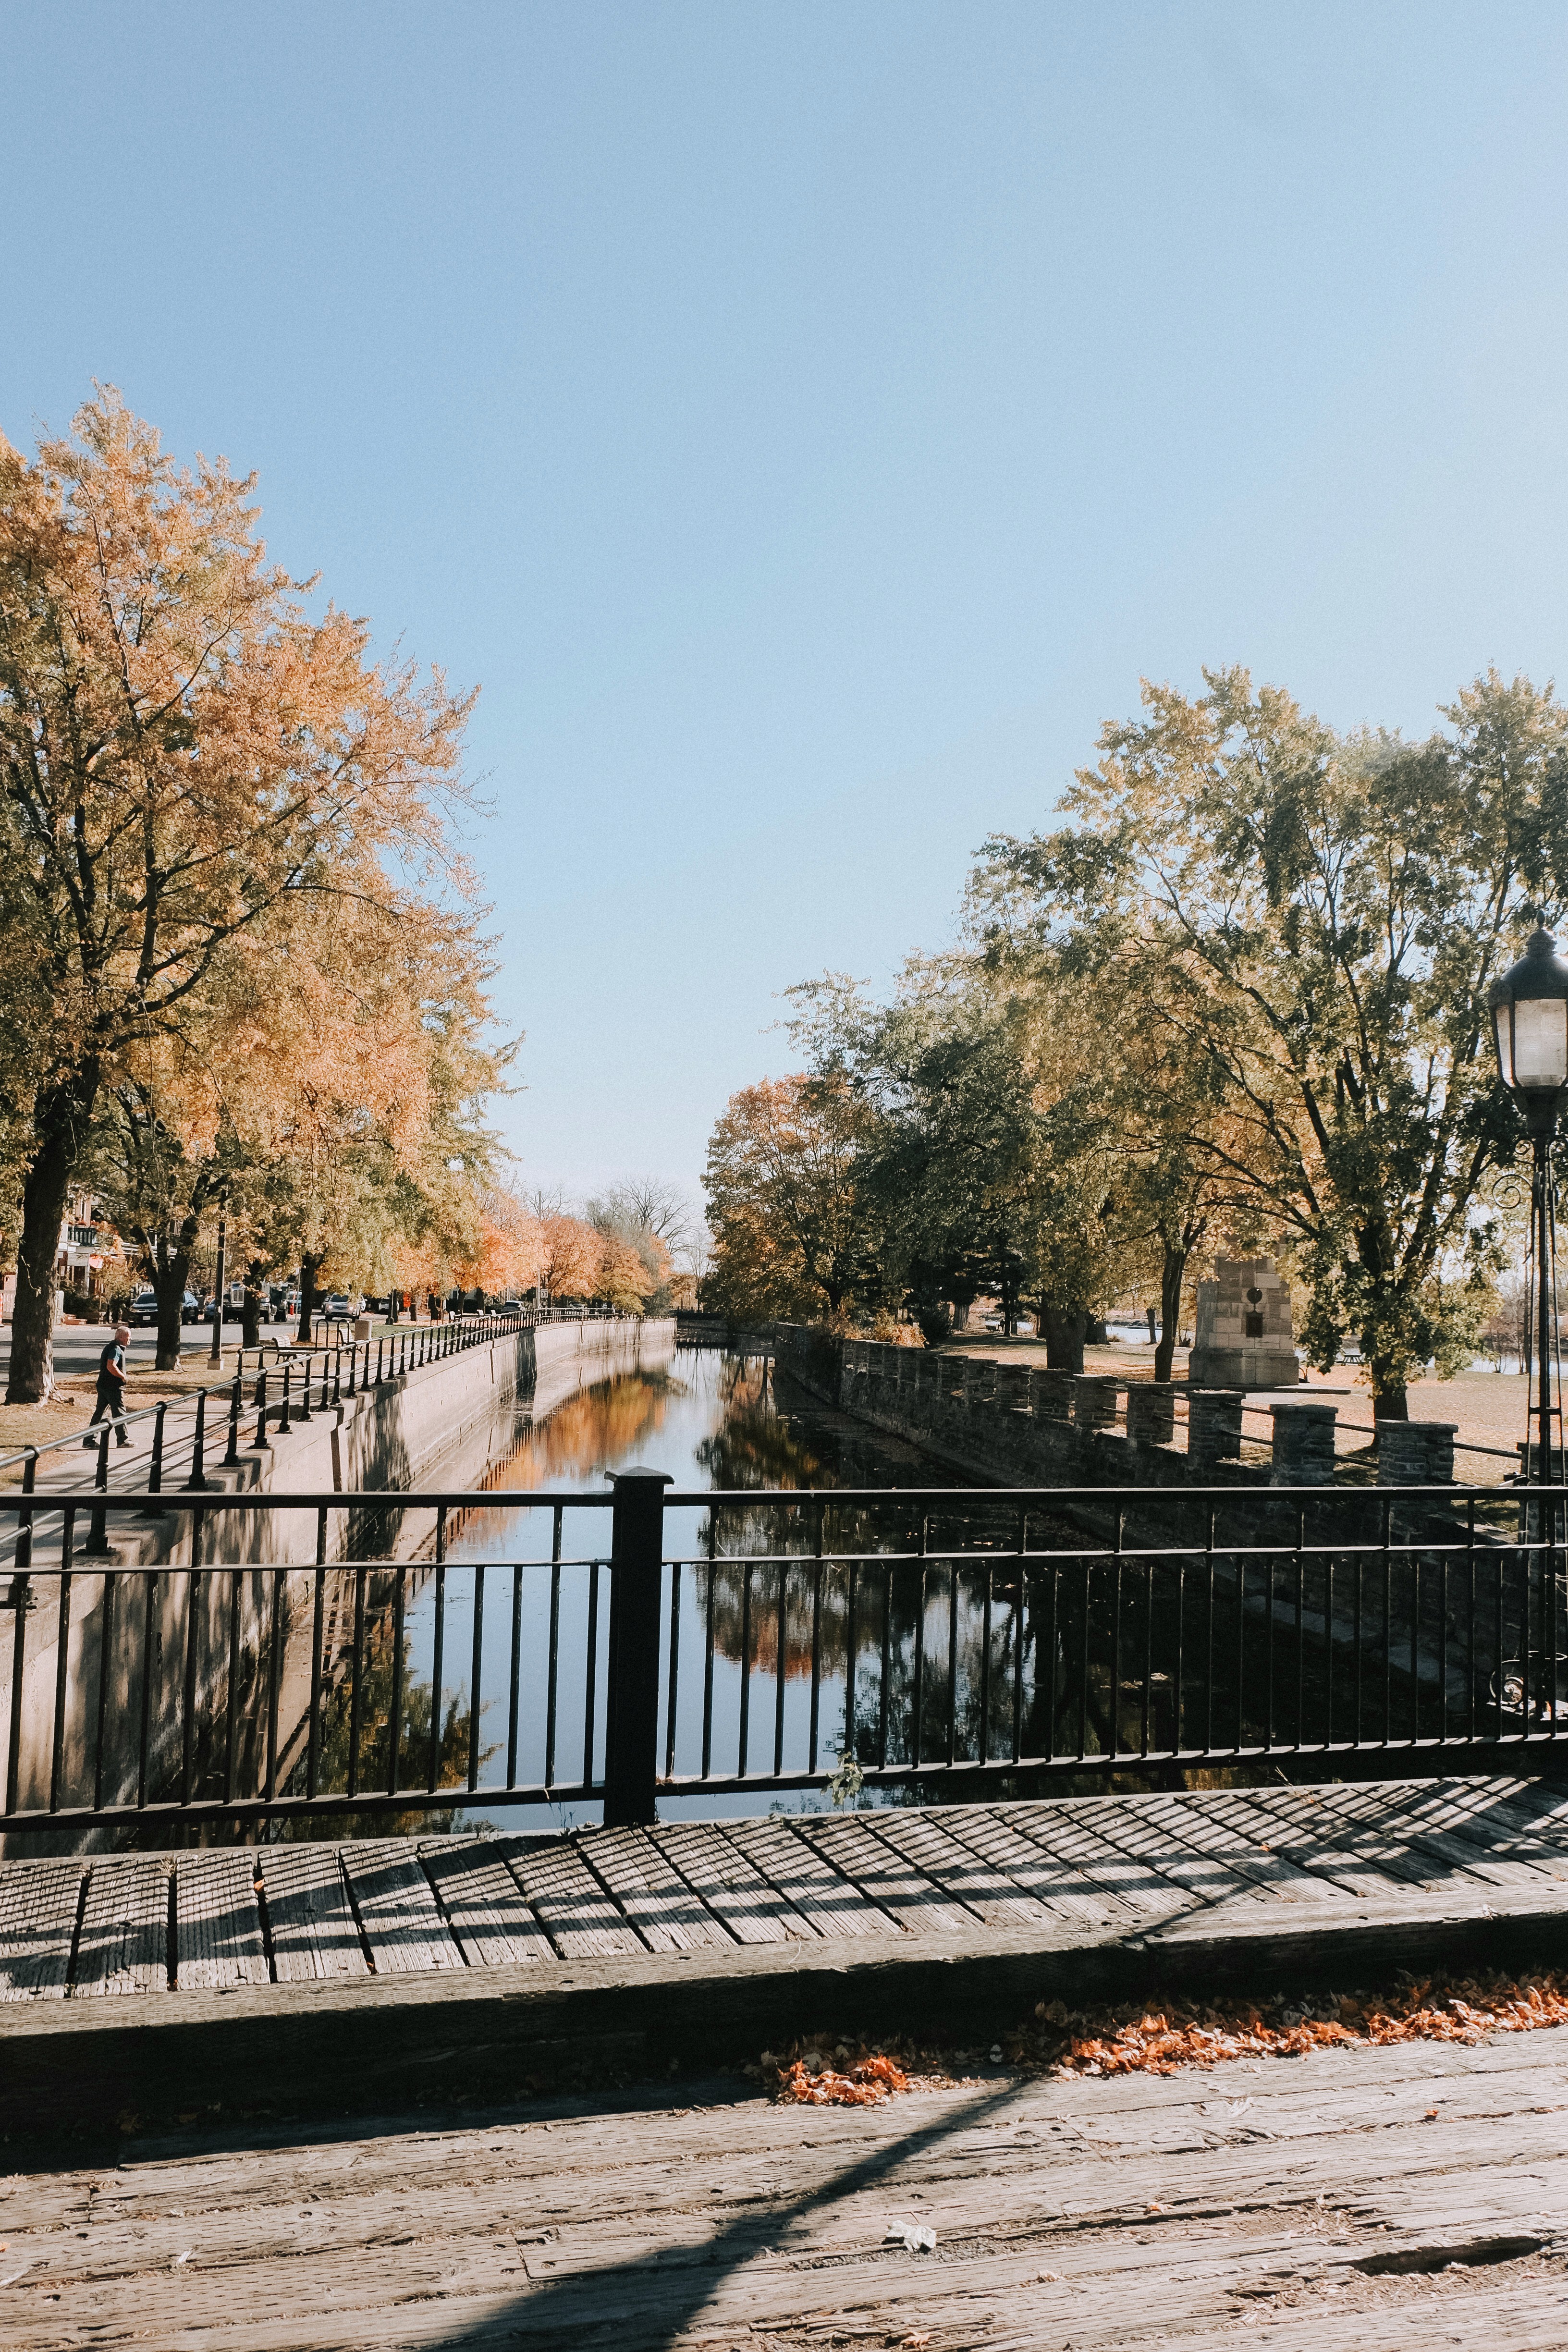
[1,1476,1567,1842]
[0,1308,547,1512]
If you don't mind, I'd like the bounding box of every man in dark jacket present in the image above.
[83,1323,133,1448]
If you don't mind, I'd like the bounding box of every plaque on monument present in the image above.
[1187,1256,1299,1391]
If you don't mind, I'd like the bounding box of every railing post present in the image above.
[253,1368,269,1448]
[146,1383,167,1495]
[86,1425,112,1556]
[603,1466,672,1827]
[185,1388,209,1490]
[225,1373,243,1467]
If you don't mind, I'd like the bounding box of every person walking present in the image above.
[83,1323,133,1448]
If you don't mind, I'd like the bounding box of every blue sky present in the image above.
[6,2,1568,1215]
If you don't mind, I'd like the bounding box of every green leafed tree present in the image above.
[974,666,1565,1416]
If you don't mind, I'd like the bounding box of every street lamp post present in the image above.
[1489,921,1568,1491]
[208,1184,229,1369]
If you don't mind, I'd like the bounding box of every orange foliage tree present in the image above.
[702,1074,875,1320]
[0,390,478,1395]
[454,1186,543,1299]
[538,1213,600,1303]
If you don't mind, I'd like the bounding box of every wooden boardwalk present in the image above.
[6,1998,1568,2345]
[7,1773,1568,2001]
[11,1774,1568,2147]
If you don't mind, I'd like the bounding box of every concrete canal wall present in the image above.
[1,1319,676,1846]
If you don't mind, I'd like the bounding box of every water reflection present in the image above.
[269,1348,974,1837]
[71,1347,1506,1849]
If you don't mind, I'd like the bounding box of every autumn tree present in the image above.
[92,1075,237,1370]
[0,390,474,1398]
[454,1184,542,1301]
[702,1074,879,1322]
[586,1185,684,1312]
[537,1213,601,1305]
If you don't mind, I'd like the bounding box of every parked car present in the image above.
[129,1288,160,1327]
[182,1290,202,1323]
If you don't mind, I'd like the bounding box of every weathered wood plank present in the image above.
[498,1833,645,1958]
[19,2029,1568,2351]
[1056,1793,1293,1914]
[793,1810,980,1934]
[174,1850,268,1990]
[1197,1786,1435,1904]
[1131,1789,1370,1907]
[419,1837,553,1966]
[72,1856,168,1997]
[338,1840,464,1974]
[1357,1778,1568,1886]
[1007,1799,1209,1920]
[649,1821,817,1945]
[0,1859,82,2000]
[576,1826,735,1952]
[1283,1781,1526,1894]
[938,1804,1147,1929]
[718,1813,904,1940]
[858,1805,1060,1929]
[258,1845,367,1983]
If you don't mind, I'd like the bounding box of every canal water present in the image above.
[284,1347,975,1838]
[270,1347,1530,1846]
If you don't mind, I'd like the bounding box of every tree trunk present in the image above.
[1154,1243,1188,1384]
[242,1262,265,1350]
[298,1252,325,1347]
[154,1273,185,1372]
[144,1202,203,1371]
[1367,1360,1408,1422]
[5,1071,100,1404]
[1041,1301,1087,1374]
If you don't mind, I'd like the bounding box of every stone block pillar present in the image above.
[1031,1369,1075,1421]
[995,1364,1033,1414]
[1126,1385,1176,1447]
[967,1360,997,1409]
[1270,1402,1337,1486]
[1188,1388,1244,1469]
[1072,1374,1120,1434]
[1377,1421,1457,1486]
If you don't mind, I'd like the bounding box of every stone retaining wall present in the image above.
[836,1338,1458,1493]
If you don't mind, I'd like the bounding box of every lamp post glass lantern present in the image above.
[1489,921,1568,1486]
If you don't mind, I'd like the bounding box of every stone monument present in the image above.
[1187,1255,1299,1391]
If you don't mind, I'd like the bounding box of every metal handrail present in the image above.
[0,1473,1562,1841]
[0,1310,530,1479]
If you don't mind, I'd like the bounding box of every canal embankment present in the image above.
[0,1321,676,1844]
